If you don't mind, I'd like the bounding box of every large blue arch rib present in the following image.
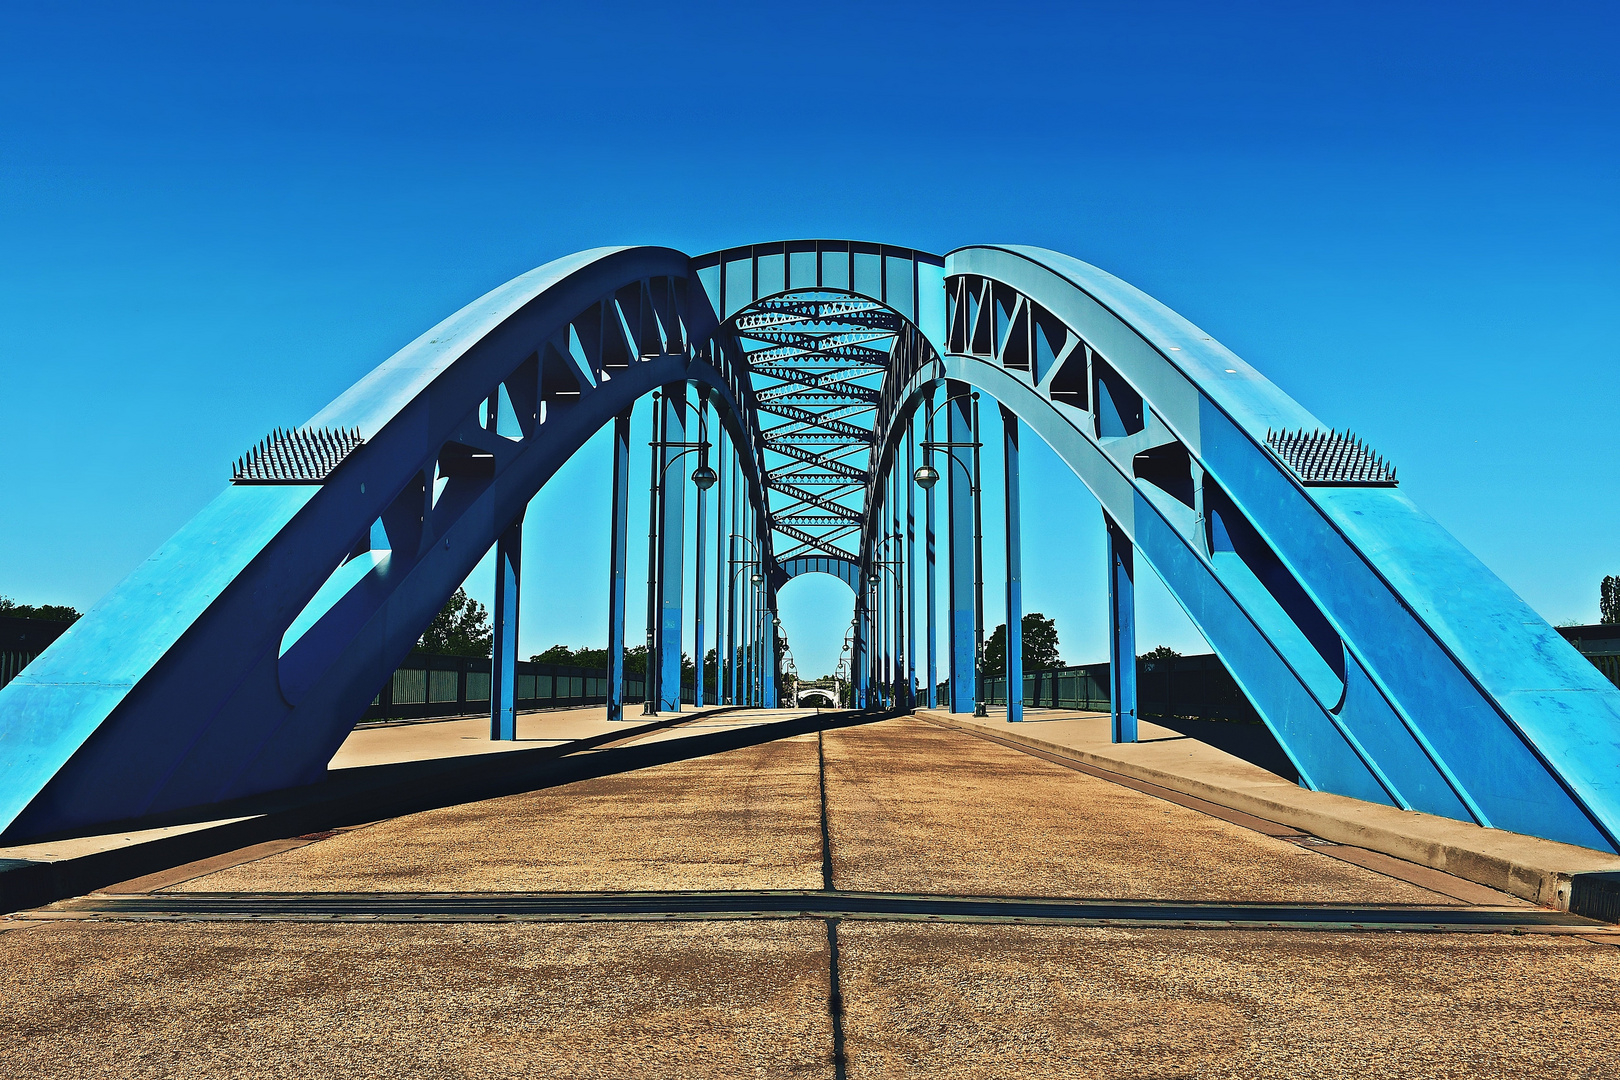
[857,244,1620,852]
[4,240,1618,855]
[0,246,776,840]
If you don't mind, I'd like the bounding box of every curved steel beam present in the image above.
[779,555,862,593]
[0,247,773,841]
[859,245,1620,853]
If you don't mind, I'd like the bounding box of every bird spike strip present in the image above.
[232,426,364,484]
[1265,428,1397,487]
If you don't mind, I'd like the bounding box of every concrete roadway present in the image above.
[1,712,1617,1078]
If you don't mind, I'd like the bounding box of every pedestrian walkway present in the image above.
[3,715,1617,1078]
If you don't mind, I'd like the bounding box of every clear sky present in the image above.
[2,1,1616,681]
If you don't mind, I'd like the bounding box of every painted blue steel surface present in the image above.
[0,246,772,840]
[490,515,522,741]
[1003,410,1024,724]
[779,556,862,592]
[944,385,977,714]
[1106,515,1137,743]
[658,385,687,713]
[606,412,630,722]
[4,237,1618,856]
[857,244,1620,851]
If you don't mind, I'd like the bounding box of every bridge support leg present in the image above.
[854,596,869,708]
[892,464,905,708]
[693,394,708,709]
[1002,407,1023,723]
[1107,515,1137,743]
[490,512,523,741]
[906,421,917,709]
[946,382,976,714]
[659,383,686,712]
[606,410,631,721]
[764,588,778,708]
[925,397,938,708]
[726,454,738,706]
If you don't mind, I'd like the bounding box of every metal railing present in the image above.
[975,653,1264,723]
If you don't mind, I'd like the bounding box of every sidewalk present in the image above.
[0,703,750,913]
[917,707,1620,912]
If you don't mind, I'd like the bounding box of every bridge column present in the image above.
[906,422,917,709]
[892,463,905,709]
[924,397,938,708]
[490,511,523,741]
[725,454,738,705]
[1107,515,1138,743]
[713,427,727,706]
[658,383,686,712]
[1003,406,1024,723]
[854,598,869,708]
[693,393,708,709]
[606,409,631,722]
[945,382,976,714]
[763,588,779,708]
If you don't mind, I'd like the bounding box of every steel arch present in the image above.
[0,247,776,840]
[857,245,1620,853]
[2,239,1617,858]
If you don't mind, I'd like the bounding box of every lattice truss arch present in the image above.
[692,241,947,583]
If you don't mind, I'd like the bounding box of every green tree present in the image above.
[417,587,492,657]
[1139,645,1181,661]
[1603,576,1620,625]
[984,612,1061,675]
[527,644,656,677]
[0,596,82,623]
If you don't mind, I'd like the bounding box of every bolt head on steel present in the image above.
[690,465,717,490]
[913,464,940,490]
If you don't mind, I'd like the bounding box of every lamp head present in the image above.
[913,464,940,490]
[690,465,717,490]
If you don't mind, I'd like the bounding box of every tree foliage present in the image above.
[0,596,82,622]
[1138,645,1182,661]
[1603,576,1620,626]
[417,587,492,657]
[984,612,1060,675]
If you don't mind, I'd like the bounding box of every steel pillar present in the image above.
[1107,514,1138,743]
[892,465,904,708]
[906,422,917,709]
[726,456,738,705]
[693,395,708,708]
[606,410,631,722]
[763,589,778,708]
[490,512,523,741]
[714,430,727,706]
[855,597,869,708]
[1002,406,1024,723]
[658,383,686,712]
[925,398,938,708]
[946,382,976,713]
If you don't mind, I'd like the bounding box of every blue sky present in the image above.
[1,1,1616,680]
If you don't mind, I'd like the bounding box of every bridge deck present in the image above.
[1,714,1616,1077]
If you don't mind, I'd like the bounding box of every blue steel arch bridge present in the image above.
[3,241,1619,858]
